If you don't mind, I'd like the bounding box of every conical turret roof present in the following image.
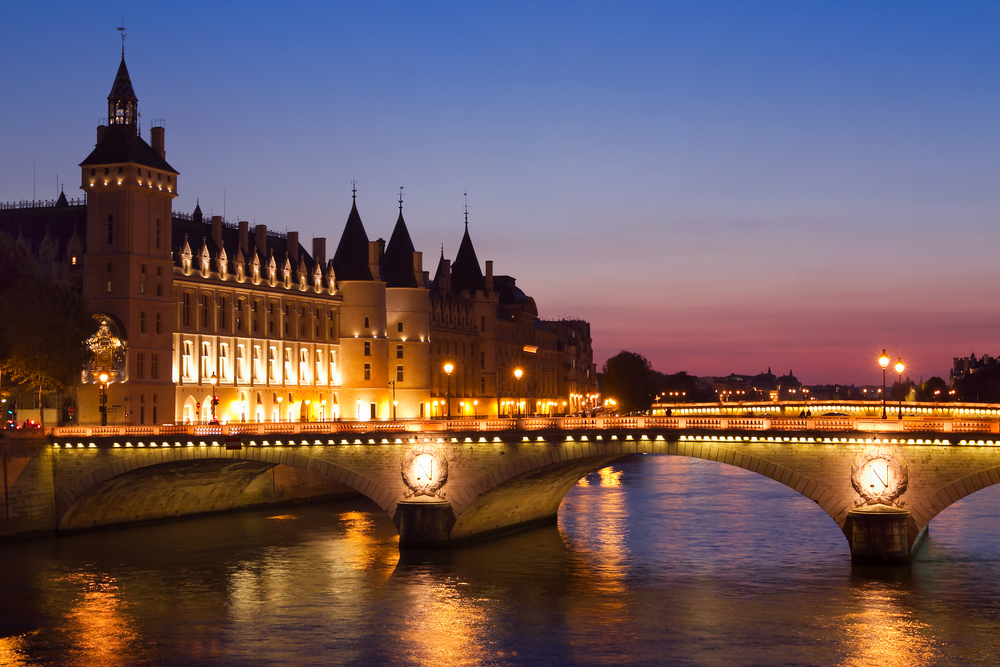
[331,199,372,281]
[108,57,137,103]
[381,210,418,288]
[450,224,485,293]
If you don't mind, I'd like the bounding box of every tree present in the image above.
[0,234,95,430]
[956,367,1000,403]
[655,371,714,403]
[917,377,949,402]
[601,350,657,414]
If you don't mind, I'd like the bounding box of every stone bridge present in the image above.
[5,418,1000,563]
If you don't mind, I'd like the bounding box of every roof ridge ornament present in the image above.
[117,19,126,58]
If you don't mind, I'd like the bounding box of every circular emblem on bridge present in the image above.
[851,447,908,507]
[401,445,449,498]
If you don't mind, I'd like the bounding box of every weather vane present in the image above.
[117,20,126,57]
[463,190,469,227]
[351,179,357,200]
[398,186,404,212]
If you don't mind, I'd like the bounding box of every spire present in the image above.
[107,53,138,132]
[464,190,469,228]
[381,204,418,288]
[450,221,485,293]
[193,199,203,223]
[331,195,373,281]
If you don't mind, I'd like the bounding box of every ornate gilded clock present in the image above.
[401,446,449,498]
[851,448,908,506]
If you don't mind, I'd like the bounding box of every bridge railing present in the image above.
[47,414,1000,439]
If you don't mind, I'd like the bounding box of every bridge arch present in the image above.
[56,447,395,531]
[904,465,1000,543]
[448,439,845,543]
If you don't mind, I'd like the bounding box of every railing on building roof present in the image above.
[0,197,87,210]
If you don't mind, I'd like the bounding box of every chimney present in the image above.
[238,220,249,256]
[312,237,326,267]
[413,251,423,286]
[485,260,494,292]
[287,231,299,263]
[151,126,165,159]
[211,215,223,250]
[96,125,107,145]
[368,239,385,280]
[255,224,267,257]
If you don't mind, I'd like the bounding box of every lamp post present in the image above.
[443,363,454,420]
[879,349,890,419]
[514,368,523,418]
[321,398,327,422]
[209,373,219,424]
[99,372,109,426]
[389,380,397,420]
[895,358,905,419]
[277,395,282,422]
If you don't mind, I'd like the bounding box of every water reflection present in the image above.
[58,571,143,666]
[836,581,937,667]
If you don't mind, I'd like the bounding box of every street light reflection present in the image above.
[836,582,937,667]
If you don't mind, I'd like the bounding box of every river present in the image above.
[2,454,1000,666]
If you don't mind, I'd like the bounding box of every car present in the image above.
[822,412,848,417]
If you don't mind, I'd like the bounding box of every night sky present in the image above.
[1,2,997,385]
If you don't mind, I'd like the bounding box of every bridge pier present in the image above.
[846,505,912,564]
[393,499,455,549]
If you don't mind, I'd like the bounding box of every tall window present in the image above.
[398,321,403,333]
[396,345,403,359]
[364,317,370,328]
[201,342,211,377]
[107,215,113,244]
[396,365,404,382]
[151,353,159,379]
[364,363,371,381]
[299,349,308,383]
[284,348,293,382]
[219,343,230,381]
[237,299,244,331]
[136,352,145,379]
[156,313,162,334]
[364,341,371,356]
[480,352,485,370]
[315,350,324,384]
[156,219,161,249]
[330,351,338,385]
[140,312,146,333]
[254,346,263,383]
[481,316,486,332]
[182,342,193,379]
[201,295,210,330]
[268,347,277,382]
[236,345,246,382]
[219,297,228,330]
[182,293,191,327]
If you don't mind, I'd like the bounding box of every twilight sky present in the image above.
[1,2,997,385]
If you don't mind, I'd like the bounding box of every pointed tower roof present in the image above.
[108,57,137,104]
[331,198,372,281]
[381,210,418,288]
[450,224,485,293]
[193,201,203,223]
[55,190,68,207]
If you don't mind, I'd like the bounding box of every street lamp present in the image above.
[895,358,905,419]
[878,349,890,419]
[443,363,454,420]
[389,380,397,419]
[514,368,523,418]
[99,372,109,426]
[209,373,219,424]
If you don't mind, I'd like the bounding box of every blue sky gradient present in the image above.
[1,2,997,383]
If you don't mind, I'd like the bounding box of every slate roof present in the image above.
[79,124,177,173]
[450,225,485,293]
[331,199,372,281]
[108,57,137,103]
[380,210,418,288]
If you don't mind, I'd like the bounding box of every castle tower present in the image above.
[381,201,431,418]
[331,192,389,419]
[79,55,178,424]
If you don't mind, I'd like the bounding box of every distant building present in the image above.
[950,353,997,385]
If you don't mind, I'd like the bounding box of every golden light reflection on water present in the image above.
[396,577,493,667]
[60,571,142,667]
[337,510,399,581]
[835,582,938,667]
[576,465,624,487]
[0,631,37,667]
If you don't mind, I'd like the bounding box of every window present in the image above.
[315,350,324,383]
[219,297,227,330]
[104,167,109,175]
[268,347,277,382]
[481,376,486,393]
[201,342,211,377]
[117,166,123,175]
[364,341,371,356]
[107,215,113,244]
[151,353,159,379]
[299,349,308,382]
[237,299,244,331]
[481,316,486,332]
[396,365,404,382]
[182,293,191,327]
[364,317,369,329]
[396,345,403,359]
[201,295,210,329]
[397,322,403,333]
[156,313,162,334]
[219,344,229,381]
[284,348,293,382]
[156,220,161,249]
[480,352,485,370]
[140,312,146,333]
[236,345,246,382]
[254,346,263,382]
[136,352,145,379]
[182,342,193,379]
[364,363,371,381]
[370,403,377,419]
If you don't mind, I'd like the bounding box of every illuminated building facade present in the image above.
[0,53,591,424]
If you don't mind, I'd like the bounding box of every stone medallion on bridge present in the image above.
[851,445,908,507]
[401,445,449,499]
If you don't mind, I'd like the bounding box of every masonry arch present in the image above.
[56,448,395,532]
[448,440,844,544]
[903,465,1000,544]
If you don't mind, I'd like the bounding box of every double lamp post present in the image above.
[877,349,905,419]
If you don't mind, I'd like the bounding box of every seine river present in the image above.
[3,454,1000,666]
